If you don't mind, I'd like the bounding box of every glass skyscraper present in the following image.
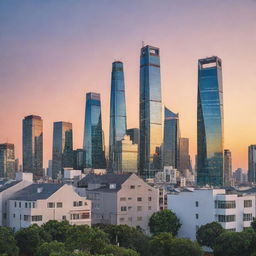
[109,61,127,172]
[127,128,139,145]
[0,143,15,179]
[23,115,43,179]
[83,92,106,169]
[52,121,73,179]
[197,56,224,187]
[248,145,256,182]
[163,107,180,168]
[178,138,191,173]
[139,45,162,179]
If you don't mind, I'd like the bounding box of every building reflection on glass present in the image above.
[83,92,106,169]
[139,45,162,179]
[197,56,224,186]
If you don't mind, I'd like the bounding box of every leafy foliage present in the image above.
[0,226,19,256]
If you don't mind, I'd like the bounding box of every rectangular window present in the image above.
[14,201,17,208]
[29,202,31,208]
[32,215,42,222]
[195,201,199,207]
[148,206,152,210]
[71,214,79,220]
[196,214,199,219]
[137,206,142,211]
[215,200,236,209]
[33,202,36,208]
[243,213,253,221]
[25,202,28,208]
[218,215,236,222]
[244,200,252,208]
[121,206,127,211]
[73,201,83,207]
[24,215,30,221]
[128,197,132,200]
[226,228,236,232]
[57,202,63,208]
[13,214,15,218]
[137,197,142,202]
[128,206,132,210]
[81,212,90,219]
[120,217,125,222]
[130,185,135,189]
[62,216,66,220]
[120,197,126,201]
[148,197,152,201]
[48,202,55,208]
[19,202,21,208]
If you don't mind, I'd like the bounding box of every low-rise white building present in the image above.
[78,173,159,234]
[8,183,91,231]
[0,172,33,226]
[168,188,255,241]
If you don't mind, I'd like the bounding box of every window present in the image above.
[148,197,152,201]
[19,202,21,208]
[130,185,135,189]
[29,202,31,208]
[244,200,252,208]
[137,206,142,211]
[196,225,199,231]
[121,206,127,211]
[243,213,253,221]
[195,201,199,207]
[215,200,236,209]
[120,197,126,201]
[226,228,236,232]
[33,202,36,208]
[84,202,88,206]
[218,215,236,222]
[137,197,142,202]
[128,206,132,210]
[3,213,6,219]
[32,215,42,222]
[25,202,28,208]
[128,197,132,200]
[137,217,142,221]
[148,206,152,210]
[14,202,17,208]
[57,202,63,208]
[62,216,66,220]
[196,214,199,219]
[24,215,30,221]
[71,214,79,220]
[48,202,55,208]
[81,212,90,219]
[13,214,15,218]
[73,201,83,207]
[120,217,125,222]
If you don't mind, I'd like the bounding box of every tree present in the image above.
[15,225,50,256]
[149,209,181,236]
[196,222,225,249]
[251,218,256,231]
[36,241,66,256]
[95,224,150,256]
[101,244,139,256]
[0,226,19,256]
[42,220,71,242]
[149,232,173,256]
[214,230,256,256]
[168,238,203,256]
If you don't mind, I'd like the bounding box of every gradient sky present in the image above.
[1,0,256,170]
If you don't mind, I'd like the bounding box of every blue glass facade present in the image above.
[163,107,180,168]
[197,56,224,187]
[139,45,162,179]
[83,92,106,169]
[109,61,127,172]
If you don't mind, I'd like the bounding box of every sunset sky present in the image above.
[0,0,256,170]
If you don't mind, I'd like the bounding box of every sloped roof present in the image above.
[0,180,21,193]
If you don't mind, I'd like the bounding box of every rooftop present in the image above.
[0,180,21,193]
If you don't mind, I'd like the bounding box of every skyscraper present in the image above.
[83,92,106,169]
[52,121,73,179]
[248,145,256,182]
[139,45,163,179]
[224,149,232,186]
[197,56,224,187]
[126,128,139,144]
[0,143,15,179]
[22,115,43,179]
[163,107,180,168]
[178,138,191,173]
[109,61,127,172]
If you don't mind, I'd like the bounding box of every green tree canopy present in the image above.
[149,232,173,256]
[149,209,181,236]
[196,222,225,248]
[36,241,66,256]
[101,244,139,256]
[0,226,19,256]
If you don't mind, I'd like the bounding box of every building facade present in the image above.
[22,115,43,179]
[197,56,224,187]
[163,107,180,169]
[168,188,255,241]
[83,93,106,169]
[248,145,256,183]
[109,61,127,172]
[52,121,73,179]
[178,138,191,173]
[224,149,232,186]
[126,128,139,145]
[73,149,85,171]
[0,143,15,179]
[8,183,91,231]
[139,45,162,179]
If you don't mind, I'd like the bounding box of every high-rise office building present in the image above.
[224,149,232,186]
[248,145,256,182]
[178,138,191,173]
[52,121,73,179]
[0,143,15,179]
[197,56,224,187]
[73,149,85,171]
[116,135,138,173]
[22,115,43,179]
[83,92,106,169]
[163,107,180,168]
[127,128,139,144]
[109,61,127,172]
[139,45,162,179]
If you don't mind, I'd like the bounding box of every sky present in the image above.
[0,0,256,170]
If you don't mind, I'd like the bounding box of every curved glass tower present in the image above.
[109,61,127,172]
[139,45,162,179]
[197,56,224,187]
[83,92,106,169]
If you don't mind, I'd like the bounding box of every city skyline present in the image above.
[1,0,256,170]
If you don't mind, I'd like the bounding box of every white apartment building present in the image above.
[8,183,91,231]
[0,172,33,226]
[168,188,255,241]
[78,173,159,234]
